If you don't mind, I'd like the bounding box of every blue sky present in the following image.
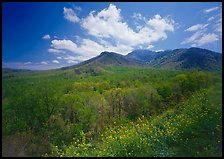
[2,2,222,70]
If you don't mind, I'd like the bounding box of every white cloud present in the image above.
[48,4,176,64]
[132,12,147,22]
[63,55,87,63]
[41,61,48,65]
[182,7,221,47]
[74,6,82,12]
[48,48,65,53]
[132,13,148,31]
[214,16,222,34]
[3,61,67,70]
[197,33,219,46]
[51,39,77,53]
[204,6,219,13]
[185,24,208,32]
[208,16,215,21]
[42,34,51,40]
[81,4,175,47]
[215,24,222,33]
[24,62,32,65]
[141,14,175,42]
[67,60,78,64]
[155,49,164,52]
[181,30,204,45]
[57,56,62,59]
[63,7,80,23]
[147,45,154,49]
[182,30,218,47]
[52,60,60,64]
[49,39,107,61]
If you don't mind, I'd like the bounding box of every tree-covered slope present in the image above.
[61,51,142,70]
[2,65,222,157]
[126,47,222,72]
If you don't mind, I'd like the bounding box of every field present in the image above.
[2,66,222,157]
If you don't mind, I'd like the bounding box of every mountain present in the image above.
[2,68,31,72]
[2,68,31,74]
[126,47,222,71]
[60,47,221,72]
[2,68,32,78]
[126,49,158,63]
[61,51,142,70]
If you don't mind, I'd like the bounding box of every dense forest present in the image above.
[2,66,222,157]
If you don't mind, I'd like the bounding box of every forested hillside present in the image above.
[126,47,222,71]
[2,66,222,157]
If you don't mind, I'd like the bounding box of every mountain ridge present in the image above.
[60,51,143,70]
[3,47,222,72]
[64,47,222,72]
[125,47,222,71]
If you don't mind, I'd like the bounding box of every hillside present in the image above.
[58,47,222,72]
[126,47,222,72]
[61,51,142,70]
[126,49,159,63]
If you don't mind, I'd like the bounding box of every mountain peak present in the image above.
[61,47,221,72]
[100,51,110,55]
[100,51,120,56]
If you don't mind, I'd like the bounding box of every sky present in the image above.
[2,2,222,70]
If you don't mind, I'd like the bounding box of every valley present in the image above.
[2,47,222,157]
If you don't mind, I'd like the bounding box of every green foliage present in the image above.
[173,71,213,95]
[2,66,221,157]
[55,87,221,157]
[157,85,172,99]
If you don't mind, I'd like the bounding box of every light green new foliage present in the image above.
[2,66,221,157]
[52,85,221,157]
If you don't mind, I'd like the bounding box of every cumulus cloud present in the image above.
[48,4,176,64]
[42,34,51,40]
[51,39,77,53]
[204,6,219,13]
[48,48,65,53]
[132,12,147,23]
[132,13,148,31]
[52,60,60,64]
[49,39,107,62]
[41,61,48,65]
[74,6,82,12]
[81,4,175,48]
[63,7,80,23]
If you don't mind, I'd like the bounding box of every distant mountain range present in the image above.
[2,68,31,73]
[127,47,222,71]
[63,47,222,72]
[2,47,222,72]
